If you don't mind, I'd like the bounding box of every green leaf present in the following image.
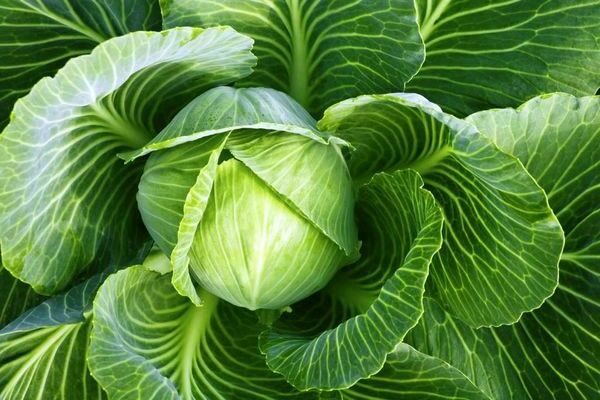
[339,344,488,400]
[189,157,347,310]
[0,0,162,129]
[406,93,600,399]
[0,264,44,328]
[0,27,255,294]
[260,169,443,390]
[137,134,227,258]
[135,87,357,306]
[467,93,600,235]
[227,129,358,258]
[319,93,563,327]
[1,274,103,333]
[88,266,316,400]
[409,292,599,399]
[0,275,105,399]
[170,140,224,305]
[408,0,600,116]
[122,86,327,161]
[162,0,424,116]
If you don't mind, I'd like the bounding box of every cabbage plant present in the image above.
[0,1,598,399]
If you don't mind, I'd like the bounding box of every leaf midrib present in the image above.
[174,291,219,399]
[288,0,311,108]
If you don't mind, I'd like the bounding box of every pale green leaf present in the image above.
[122,86,326,161]
[227,130,358,258]
[137,135,227,258]
[170,141,223,305]
[135,87,357,306]
[189,158,346,310]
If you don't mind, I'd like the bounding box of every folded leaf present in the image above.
[407,93,598,399]
[88,266,316,399]
[135,87,357,306]
[0,27,255,294]
[408,0,600,116]
[123,86,325,161]
[0,0,162,128]
[339,344,488,400]
[260,170,443,390]
[319,93,563,327]
[0,275,105,399]
[161,0,424,116]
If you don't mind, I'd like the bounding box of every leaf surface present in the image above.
[162,0,424,116]
[319,93,563,327]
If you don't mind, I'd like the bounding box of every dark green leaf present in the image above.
[408,0,600,116]
[407,94,600,399]
[339,344,488,400]
[0,275,105,399]
[162,0,424,116]
[0,0,162,128]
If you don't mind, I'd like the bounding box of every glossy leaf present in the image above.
[0,0,161,128]
[339,344,488,400]
[407,94,600,399]
[260,169,443,390]
[136,87,357,306]
[88,266,316,400]
[0,27,255,294]
[123,86,325,161]
[408,0,600,116]
[0,265,44,328]
[319,93,563,327]
[0,275,105,399]
[162,0,424,116]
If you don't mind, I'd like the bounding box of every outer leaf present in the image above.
[409,292,599,399]
[339,344,488,400]
[0,27,255,294]
[0,0,162,128]
[260,169,443,390]
[0,265,44,328]
[162,0,424,116]
[0,275,105,399]
[88,266,316,400]
[319,93,563,327]
[467,93,599,235]
[406,93,600,399]
[409,0,600,116]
